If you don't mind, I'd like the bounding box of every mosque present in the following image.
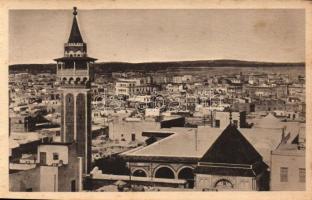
[9,7,305,192]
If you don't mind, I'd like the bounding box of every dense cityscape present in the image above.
[9,8,305,192]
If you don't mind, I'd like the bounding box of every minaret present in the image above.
[54,7,97,174]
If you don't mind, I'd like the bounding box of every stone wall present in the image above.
[195,174,256,191]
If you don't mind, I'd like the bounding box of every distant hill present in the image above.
[9,64,56,74]
[9,59,305,74]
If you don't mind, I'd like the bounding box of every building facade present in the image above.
[194,124,269,191]
[270,144,305,191]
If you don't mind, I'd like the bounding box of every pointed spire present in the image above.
[68,7,84,43]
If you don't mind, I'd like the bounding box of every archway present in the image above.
[132,169,147,177]
[178,167,195,188]
[214,179,234,191]
[154,166,175,179]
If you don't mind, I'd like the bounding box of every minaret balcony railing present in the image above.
[57,69,89,77]
[64,43,85,47]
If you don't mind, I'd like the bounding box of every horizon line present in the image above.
[8,58,306,66]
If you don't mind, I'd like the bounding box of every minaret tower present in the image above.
[54,7,97,174]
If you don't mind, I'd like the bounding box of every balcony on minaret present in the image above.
[55,58,96,88]
[53,6,97,88]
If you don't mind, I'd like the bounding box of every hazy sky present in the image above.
[9,9,305,64]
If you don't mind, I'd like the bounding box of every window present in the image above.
[40,152,47,165]
[53,153,59,160]
[71,180,76,191]
[215,120,220,128]
[280,167,288,182]
[299,168,305,183]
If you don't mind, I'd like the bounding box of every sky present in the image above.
[9,9,305,64]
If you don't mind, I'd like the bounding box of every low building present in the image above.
[108,119,160,142]
[145,108,160,117]
[232,102,251,113]
[194,124,269,191]
[211,111,247,128]
[10,142,82,192]
[115,77,156,97]
[253,99,286,112]
[9,114,36,133]
[9,132,50,161]
[270,143,305,191]
[115,80,136,96]
[121,125,283,189]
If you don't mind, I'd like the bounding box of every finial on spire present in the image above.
[229,107,233,125]
[73,7,78,16]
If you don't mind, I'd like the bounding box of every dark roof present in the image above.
[68,15,84,43]
[142,131,174,138]
[54,56,97,62]
[291,134,299,144]
[199,124,263,165]
[195,160,268,177]
[194,166,256,177]
[252,161,269,175]
[40,141,73,146]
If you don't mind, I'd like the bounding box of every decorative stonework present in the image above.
[195,174,255,191]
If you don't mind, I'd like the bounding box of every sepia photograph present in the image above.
[2,1,311,198]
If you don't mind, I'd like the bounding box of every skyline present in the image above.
[9,9,305,65]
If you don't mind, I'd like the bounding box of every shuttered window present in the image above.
[299,168,305,183]
[280,167,288,182]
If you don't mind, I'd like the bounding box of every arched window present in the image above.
[214,179,234,190]
[69,77,74,84]
[178,167,194,180]
[154,166,175,179]
[178,167,195,188]
[132,169,147,177]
